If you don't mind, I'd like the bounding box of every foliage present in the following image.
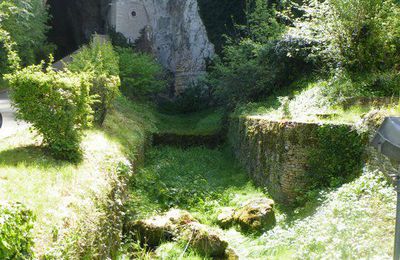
[288,0,400,72]
[6,64,94,161]
[207,0,308,106]
[157,81,213,114]
[68,37,120,124]
[0,0,52,65]
[116,47,165,98]
[303,125,368,204]
[0,202,35,260]
[223,169,396,259]
[0,29,20,76]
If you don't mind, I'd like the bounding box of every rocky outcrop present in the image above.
[111,0,214,92]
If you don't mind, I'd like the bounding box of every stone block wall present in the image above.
[229,116,367,206]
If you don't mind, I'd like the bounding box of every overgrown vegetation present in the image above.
[0,0,51,68]
[68,37,121,125]
[0,202,35,259]
[116,47,165,98]
[207,0,400,107]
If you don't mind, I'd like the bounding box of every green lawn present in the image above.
[0,96,155,257]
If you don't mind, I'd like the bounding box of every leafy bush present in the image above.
[116,47,165,98]
[6,64,94,161]
[0,29,21,76]
[0,0,51,65]
[0,202,35,259]
[289,0,400,73]
[68,37,120,124]
[207,0,299,106]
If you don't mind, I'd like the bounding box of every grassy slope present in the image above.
[0,96,155,257]
[235,78,400,124]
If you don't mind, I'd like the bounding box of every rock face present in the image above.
[110,0,214,92]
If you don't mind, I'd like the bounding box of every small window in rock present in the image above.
[131,11,137,17]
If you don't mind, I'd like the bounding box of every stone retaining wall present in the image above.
[229,116,367,205]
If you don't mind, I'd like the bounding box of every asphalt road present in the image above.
[0,90,28,139]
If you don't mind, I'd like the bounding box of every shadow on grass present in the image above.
[0,145,71,168]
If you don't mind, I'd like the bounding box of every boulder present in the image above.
[216,207,235,228]
[234,198,276,232]
[130,209,196,247]
[184,222,229,257]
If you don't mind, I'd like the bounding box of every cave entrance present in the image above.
[47,0,110,59]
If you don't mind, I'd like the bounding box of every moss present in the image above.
[229,116,368,206]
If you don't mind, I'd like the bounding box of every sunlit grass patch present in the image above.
[224,169,396,259]
[0,96,155,257]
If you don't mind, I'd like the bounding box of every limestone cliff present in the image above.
[111,0,215,91]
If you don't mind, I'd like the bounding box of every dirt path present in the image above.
[0,90,28,139]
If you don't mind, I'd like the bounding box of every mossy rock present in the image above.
[128,209,197,247]
[234,198,276,232]
[184,222,229,257]
[216,207,235,228]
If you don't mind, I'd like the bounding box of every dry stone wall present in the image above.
[229,116,367,206]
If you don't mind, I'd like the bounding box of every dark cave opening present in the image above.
[47,0,110,59]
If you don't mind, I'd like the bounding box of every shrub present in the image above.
[0,202,35,259]
[68,37,120,124]
[116,47,165,97]
[290,0,400,73]
[207,0,291,106]
[0,29,21,76]
[6,64,94,161]
[209,39,264,105]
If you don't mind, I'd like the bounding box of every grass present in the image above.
[124,145,396,259]
[122,146,269,258]
[235,78,400,124]
[224,168,395,259]
[127,146,266,224]
[0,96,155,257]
[155,108,225,135]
